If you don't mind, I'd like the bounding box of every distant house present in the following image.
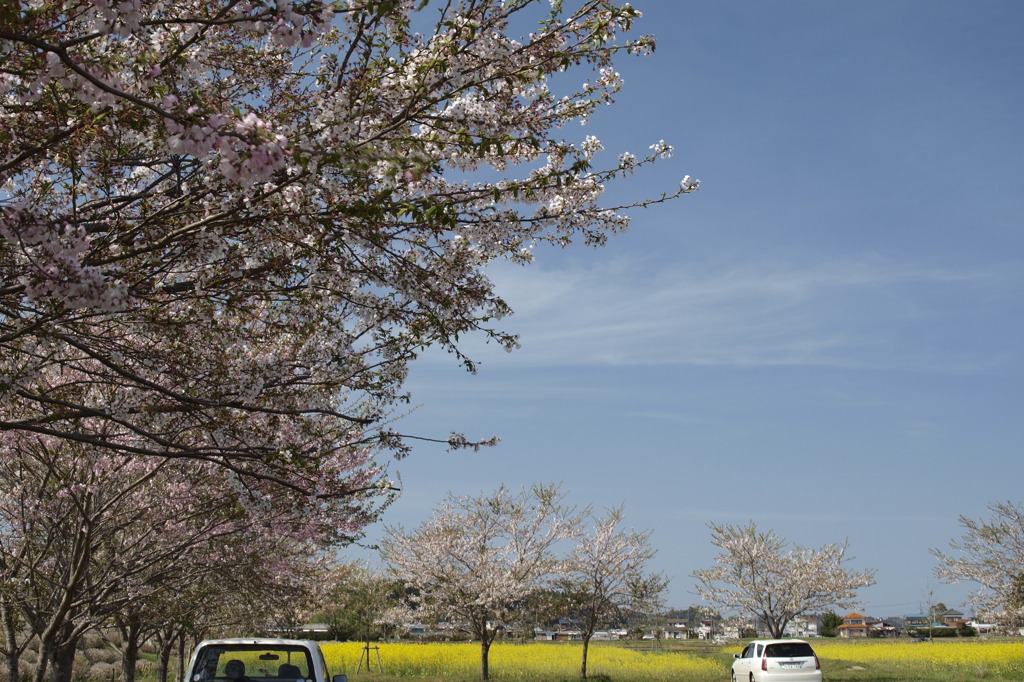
[964,618,997,634]
[836,612,895,638]
[904,614,929,631]
[591,630,619,641]
[940,609,965,627]
[535,627,581,641]
[837,612,870,638]
[534,619,582,641]
[720,622,742,639]
[782,615,820,638]
[267,622,328,636]
[662,620,691,639]
[873,620,900,637]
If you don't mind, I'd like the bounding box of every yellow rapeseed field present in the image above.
[321,639,1024,681]
[814,639,1024,677]
[321,642,721,680]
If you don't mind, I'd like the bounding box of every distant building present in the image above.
[662,620,691,639]
[838,612,869,638]
[782,615,820,638]
[837,612,896,638]
[940,609,965,627]
[904,614,929,631]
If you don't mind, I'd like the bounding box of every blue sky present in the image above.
[354,1,1024,618]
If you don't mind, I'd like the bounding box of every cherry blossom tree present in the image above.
[0,431,350,682]
[556,506,667,679]
[1,0,697,515]
[380,483,578,680]
[692,521,876,639]
[931,501,1024,627]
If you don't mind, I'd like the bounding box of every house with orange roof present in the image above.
[837,612,899,638]
[837,612,869,638]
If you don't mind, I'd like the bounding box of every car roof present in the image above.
[748,639,812,646]
[195,639,318,647]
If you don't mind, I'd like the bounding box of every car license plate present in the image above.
[781,662,802,669]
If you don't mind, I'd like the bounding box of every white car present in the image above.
[731,639,821,682]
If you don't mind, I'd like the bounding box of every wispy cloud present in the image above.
[443,255,1015,371]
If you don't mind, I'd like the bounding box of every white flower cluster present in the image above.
[1,208,129,311]
[165,110,290,187]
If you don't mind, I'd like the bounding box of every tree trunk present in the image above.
[31,639,51,682]
[1,601,21,682]
[479,638,490,681]
[580,635,591,679]
[176,633,187,682]
[119,620,141,682]
[154,629,177,682]
[765,613,787,639]
[47,639,77,682]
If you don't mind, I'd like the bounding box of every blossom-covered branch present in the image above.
[1,0,695,500]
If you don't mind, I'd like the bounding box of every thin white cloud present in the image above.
[441,255,1012,371]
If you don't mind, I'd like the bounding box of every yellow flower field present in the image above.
[321,639,1024,681]
[814,639,1024,676]
[321,642,721,680]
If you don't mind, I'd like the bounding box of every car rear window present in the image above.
[191,644,314,681]
[764,642,815,658]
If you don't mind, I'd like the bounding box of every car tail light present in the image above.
[761,656,768,672]
[814,653,821,670]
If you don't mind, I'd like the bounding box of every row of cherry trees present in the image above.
[0,435,350,682]
[2,2,692,681]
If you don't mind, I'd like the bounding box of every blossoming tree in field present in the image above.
[380,483,578,681]
[932,500,1024,628]
[556,505,668,679]
[0,0,696,517]
[692,521,876,639]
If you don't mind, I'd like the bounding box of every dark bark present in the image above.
[580,635,592,679]
[1,601,23,682]
[479,638,490,681]
[176,634,187,682]
[117,619,142,682]
[153,628,179,682]
[46,627,80,682]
